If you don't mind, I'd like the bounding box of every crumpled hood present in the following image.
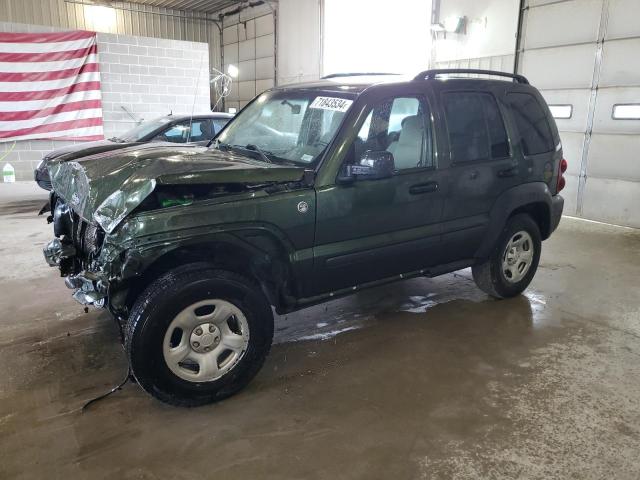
[49,144,306,233]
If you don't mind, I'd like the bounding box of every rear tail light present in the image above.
[557,158,567,192]
[560,158,568,173]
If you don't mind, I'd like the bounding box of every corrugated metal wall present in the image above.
[0,0,222,104]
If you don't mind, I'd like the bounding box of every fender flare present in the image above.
[113,227,300,315]
[475,182,553,259]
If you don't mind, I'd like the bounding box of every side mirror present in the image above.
[348,150,395,180]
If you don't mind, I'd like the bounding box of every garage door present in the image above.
[518,0,640,227]
[222,12,275,112]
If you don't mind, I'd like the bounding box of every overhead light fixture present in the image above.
[443,15,467,34]
[227,64,239,78]
[228,107,237,114]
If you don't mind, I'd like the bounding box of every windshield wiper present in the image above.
[217,141,290,165]
[220,142,273,164]
[244,144,272,163]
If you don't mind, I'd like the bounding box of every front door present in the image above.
[312,93,446,294]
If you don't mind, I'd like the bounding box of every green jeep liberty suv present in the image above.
[43,69,566,406]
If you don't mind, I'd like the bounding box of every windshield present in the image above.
[217,91,355,165]
[114,116,173,142]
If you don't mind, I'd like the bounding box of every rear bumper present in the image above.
[549,194,564,236]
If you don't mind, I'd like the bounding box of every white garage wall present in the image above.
[433,0,519,72]
[323,0,431,76]
[518,0,640,227]
[0,21,210,181]
[278,0,321,85]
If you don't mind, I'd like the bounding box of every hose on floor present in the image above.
[81,367,132,412]
[82,319,133,412]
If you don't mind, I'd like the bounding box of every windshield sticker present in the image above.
[309,96,353,112]
[301,154,314,162]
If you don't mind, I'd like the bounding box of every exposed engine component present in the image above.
[47,198,105,276]
[82,223,103,257]
[53,200,72,237]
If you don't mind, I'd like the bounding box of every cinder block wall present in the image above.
[0,21,210,181]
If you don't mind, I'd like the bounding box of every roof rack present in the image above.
[413,69,529,84]
[322,72,400,79]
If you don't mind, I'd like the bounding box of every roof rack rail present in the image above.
[414,69,529,84]
[322,72,400,79]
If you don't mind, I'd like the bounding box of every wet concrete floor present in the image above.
[1,183,639,479]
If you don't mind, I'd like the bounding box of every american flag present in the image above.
[0,30,104,142]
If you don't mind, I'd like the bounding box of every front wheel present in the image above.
[125,265,274,407]
[472,214,542,298]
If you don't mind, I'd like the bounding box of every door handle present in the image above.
[497,166,518,178]
[409,182,439,194]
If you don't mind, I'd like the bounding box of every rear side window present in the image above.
[507,92,554,155]
[443,92,510,163]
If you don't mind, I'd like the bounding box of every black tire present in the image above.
[125,264,274,407]
[472,214,542,299]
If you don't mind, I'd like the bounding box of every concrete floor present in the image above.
[1,182,639,480]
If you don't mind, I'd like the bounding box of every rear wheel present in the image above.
[472,214,541,298]
[125,265,273,407]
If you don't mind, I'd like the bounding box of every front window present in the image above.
[114,116,173,143]
[160,119,216,143]
[212,118,230,134]
[216,91,355,165]
[347,95,434,170]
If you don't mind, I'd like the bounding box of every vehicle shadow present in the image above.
[0,199,47,216]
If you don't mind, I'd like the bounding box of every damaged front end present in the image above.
[42,144,308,313]
[43,192,111,307]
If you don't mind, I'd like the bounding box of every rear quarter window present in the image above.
[507,92,555,155]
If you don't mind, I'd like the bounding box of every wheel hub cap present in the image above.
[162,299,250,382]
[190,323,220,353]
[501,230,534,284]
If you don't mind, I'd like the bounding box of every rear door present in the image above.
[312,88,447,294]
[435,85,519,260]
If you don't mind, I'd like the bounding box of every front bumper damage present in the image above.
[43,238,75,267]
[43,238,108,307]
